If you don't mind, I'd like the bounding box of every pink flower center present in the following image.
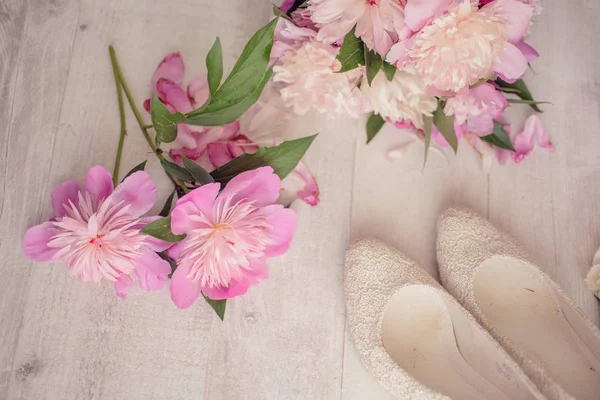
[179,196,273,288]
[366,0,378,5]
[47,192,145,282]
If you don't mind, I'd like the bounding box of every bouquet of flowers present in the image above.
[22,20,318,320]
[272,0,553,168]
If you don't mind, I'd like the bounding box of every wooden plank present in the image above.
[0,0,79,396]
[488,1,600,325]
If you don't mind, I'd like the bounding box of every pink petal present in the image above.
[110,171,157,218]
[512,115,554,163]
[207,142,233,169]
[515,40,540,62]
[171,183,221,234]
[23,221,58,262]
[219,166,280,207]
[279,162,320,207]
[201,258,268,300]
[151,53,185,93]
[114,274,134,299]
[483,0,534,43]
[167,241,186,262]
[279,0,295,13]
[134,248,171,292]
[187,75,209,108]
[86,165,113,200]
[493,42,528,83]
[51,180,80,217]
[386,38,412,68]
[404,0,457,31]
[157,78,193,113]
[170,262,202,309]
[175,124,197,149]
[262,205,298,258]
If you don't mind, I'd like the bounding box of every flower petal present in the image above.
[219,166,280,207]
[170,262,202,309]
[207,142,233,169]
[151,53,185,93]
[86,165,113,200]
[404,0,456,31]
[156,78,194,113]
[114,274,134,299]
[515,40,540,62]
[51,180,80,217]
[201,258,268,300]
[512,115,554,163]
[171,183,220,235]
[187,75,209,108]
[262,205,298,258]
[279,162,320,207]
[110,171,157,218]
[23,221,58,262]
[493,42,528,83]
[134,248,171,292]
[483,0,534,43]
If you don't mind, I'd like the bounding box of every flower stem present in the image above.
[108,46,189,191]
[110,49,127,187]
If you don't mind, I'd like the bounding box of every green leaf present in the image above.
[433,102,458,153]
[480,121,515,151]
[211,134,318,184]
[182,155,215,185]
[185,19,277,126]
[495,78,543,112]
[140,217,186,243]
[366,113,385,144]
[159,191,176,217]
[206,38,223,95]
[365,50,383,86]
[203,295,226,321]
[158,251,178,279]
[160,159,194,182]
[506,99,552,106]
[121,160,146,182]
[383,62,396,81]
[336,27,364,73]
[423,115,433,166]
[150,95,187,143]
[186,68,273,126]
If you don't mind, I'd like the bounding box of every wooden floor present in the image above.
[1,0,599,399]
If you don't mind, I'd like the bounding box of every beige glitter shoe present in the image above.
[345,238,546,400]
[437,207,600,400]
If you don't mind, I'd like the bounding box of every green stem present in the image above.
[109,49,127,187]
[108,46,188,190]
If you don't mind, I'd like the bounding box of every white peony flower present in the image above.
[410,2,507,92]
[272,40,365,118]
[359,67,437,129]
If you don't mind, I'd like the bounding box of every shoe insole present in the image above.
[474,256,600,400]
[382,285,540,400]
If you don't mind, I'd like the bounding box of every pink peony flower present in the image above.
[410,1,508,92]
[272,40,365,118]
[291,8,318,30]
[168,167,298,307]
[23,166,172,299]
[404,0,462,31]
[483,0,535,83]
[444,82,508,136]
[149,53,321,207]
[309,0,407,56]
[512,114,554,162]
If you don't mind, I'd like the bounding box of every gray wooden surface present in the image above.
[1,0,598,399]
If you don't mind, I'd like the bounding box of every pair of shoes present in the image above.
[346,207,600,400]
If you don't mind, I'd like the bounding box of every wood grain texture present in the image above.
[0,0,598,399]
